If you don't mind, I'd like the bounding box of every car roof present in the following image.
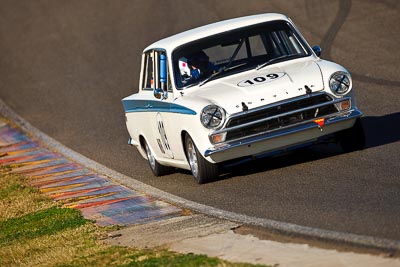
[144,13,291,53]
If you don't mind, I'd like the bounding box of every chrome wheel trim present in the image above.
[187,138,199,178]
[145,142,156,170]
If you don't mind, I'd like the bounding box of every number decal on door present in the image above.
[156,113,174,158]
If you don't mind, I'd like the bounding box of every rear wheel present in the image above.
[185,134,218,184]
[335,118,366,152]
[144,140,173,176]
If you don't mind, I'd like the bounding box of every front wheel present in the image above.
[144,140,173,176]
[185,134,218,184]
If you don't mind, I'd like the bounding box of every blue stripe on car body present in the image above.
[122,99,197,115]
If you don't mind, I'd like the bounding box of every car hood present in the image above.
[185,59,324,115]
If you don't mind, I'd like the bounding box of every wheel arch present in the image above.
[181,130,190,162]
[137,134,149,159]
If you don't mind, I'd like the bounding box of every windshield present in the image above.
[173,20,311,89]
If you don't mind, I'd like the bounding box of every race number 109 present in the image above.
[238,73,285,87]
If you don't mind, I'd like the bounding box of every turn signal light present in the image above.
[335,99,351,111]
[210,132,227,144]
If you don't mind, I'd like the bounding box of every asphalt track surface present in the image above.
[0,0,399,242]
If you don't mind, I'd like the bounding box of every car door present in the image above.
[141,49,174,159]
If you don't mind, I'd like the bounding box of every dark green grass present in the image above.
[0,206,87,245]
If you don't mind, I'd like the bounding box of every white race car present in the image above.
[122,13,364,183]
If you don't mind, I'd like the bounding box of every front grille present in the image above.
[224,93,338,141]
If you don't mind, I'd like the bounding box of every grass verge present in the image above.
[0,167,267,267]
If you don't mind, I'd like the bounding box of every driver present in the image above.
[187,50,218,81]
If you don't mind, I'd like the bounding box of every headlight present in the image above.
[200,105,225,129]
[329,72,352,96]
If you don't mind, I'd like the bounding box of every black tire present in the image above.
[143,140,173,176]
[185,134,219,184]
[335,118,366,153]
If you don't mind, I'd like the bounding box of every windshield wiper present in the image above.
[256,54,300,71]
[183,82,200,89]
[199,63,247,87]
[199,67,225,87]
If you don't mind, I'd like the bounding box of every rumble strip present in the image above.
[0,118,182,226]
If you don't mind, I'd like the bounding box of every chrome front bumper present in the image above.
[204,108,362,157]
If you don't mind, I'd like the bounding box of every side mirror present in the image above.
[312,45,322,57]
[154,88,168,99]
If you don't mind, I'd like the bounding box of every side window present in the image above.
[141,50,172,92]
[142,51,154,90]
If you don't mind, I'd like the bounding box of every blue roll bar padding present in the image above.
[160,54,167,83]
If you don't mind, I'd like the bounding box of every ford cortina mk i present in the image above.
[122,13,365,184]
